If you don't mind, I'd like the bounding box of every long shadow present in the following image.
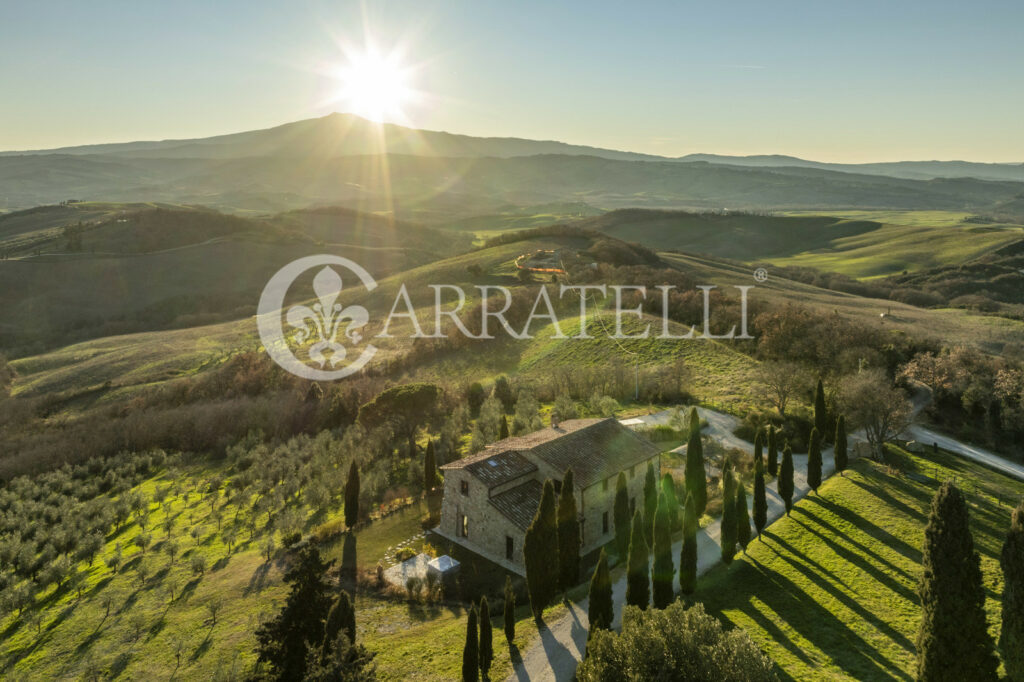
[536,619,574,678]
[509,643,529,682]
[810,493,922,564]
[795,505,918,584]
[244,562,271,596]
[718,555,815,668]
[763,534,916,653]
[733,560,911,680]
[762,530,849,589]
[179,576,202,603]
[842,478,929,547]
[790,515,917,602]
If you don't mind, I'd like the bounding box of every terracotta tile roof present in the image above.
[488,480,543,532]
[442,449,537,488]
[442,418,659,489]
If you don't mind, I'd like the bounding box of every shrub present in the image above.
[577,600,775,681]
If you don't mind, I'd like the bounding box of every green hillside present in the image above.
[697,445,1024,680]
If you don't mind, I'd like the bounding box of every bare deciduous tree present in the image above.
[840,369,913,459]
[754,361,810,419]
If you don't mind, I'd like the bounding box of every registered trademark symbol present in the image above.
[753,267,769,283]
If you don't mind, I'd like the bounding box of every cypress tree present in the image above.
[916,482,997,681]
[587,549,613,633]
[625,509,649,609]
[661,472,681,533]
[736,481,752,552]
[813,378,828,440]
[478,597,493,679]
[613,472,631,562]
[807,427,823,493]
[779,444,794,515]
[753,456,768,539]
[753,428,764,471]
[685,409,708,516]
[462,605,479,682]
[499,415,509,440]
[834,415,848,476]
[643,461,658,545]
[652,491,674,609]
[720,462,737,565]
[524,480,558,618]
[557,469,581,594]
[503,576,515,643]
[344,461,360,529]
[679,494,698,595]
[767,425,778,476]
[424,440,439,491]
[1000,499,1024,681]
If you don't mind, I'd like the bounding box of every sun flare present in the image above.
[333,47,414,122]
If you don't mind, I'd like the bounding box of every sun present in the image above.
[333,47,414,123]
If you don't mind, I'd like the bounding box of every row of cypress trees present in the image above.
[461,596,494,681]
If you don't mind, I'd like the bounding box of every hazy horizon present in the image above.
[2,0,1024,163]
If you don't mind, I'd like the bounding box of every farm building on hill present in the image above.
[435,417,659,574]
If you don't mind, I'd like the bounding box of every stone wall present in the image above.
[579,454,658,553]
[439,469,531,566]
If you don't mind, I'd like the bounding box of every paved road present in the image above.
[509,407,840,682]
[905,424,1024,482]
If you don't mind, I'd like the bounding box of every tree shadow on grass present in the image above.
[796,504,918,584]
[179,576,202,603]
[109,651,132,678]
[761,531,916,653]
[735,556,911,681]
[190,629,214,662]
[212,555,231,571]
[810,492,922,564]
[761,530,849,589]
[790,514,917,602]
[244,561,272,597]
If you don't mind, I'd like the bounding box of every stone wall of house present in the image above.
[439,470,530,566]
[578,454,658,554]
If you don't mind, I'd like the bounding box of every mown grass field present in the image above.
[696,446,1024,681]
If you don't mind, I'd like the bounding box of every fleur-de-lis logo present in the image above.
[258,255,378,380]
[285,267,369,368]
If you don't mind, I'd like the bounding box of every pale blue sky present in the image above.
[2,0,1022,161]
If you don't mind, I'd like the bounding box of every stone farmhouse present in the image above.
[436,417,660,574]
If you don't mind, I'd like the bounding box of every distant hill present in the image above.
[0,112,662,162]
[3,151,1024,218]
[3,113,1024,216]
[678,153,1024,183]
[0,205,472,353]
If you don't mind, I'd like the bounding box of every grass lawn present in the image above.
[695,446,1023,681]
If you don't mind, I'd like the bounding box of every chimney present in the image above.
[551,413,560,429]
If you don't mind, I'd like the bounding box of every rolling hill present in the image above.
[3,114,1024,217]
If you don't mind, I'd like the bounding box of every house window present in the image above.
[629,465,635,479]
[460,480,469,496]
[460,513,469,538]
[602,478,609,492]
[553,479,563,495]
[602,511,609,534]
[630,497,636,514]
[506,536,514,561]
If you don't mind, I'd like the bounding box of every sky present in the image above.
[1,0,1023,162]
